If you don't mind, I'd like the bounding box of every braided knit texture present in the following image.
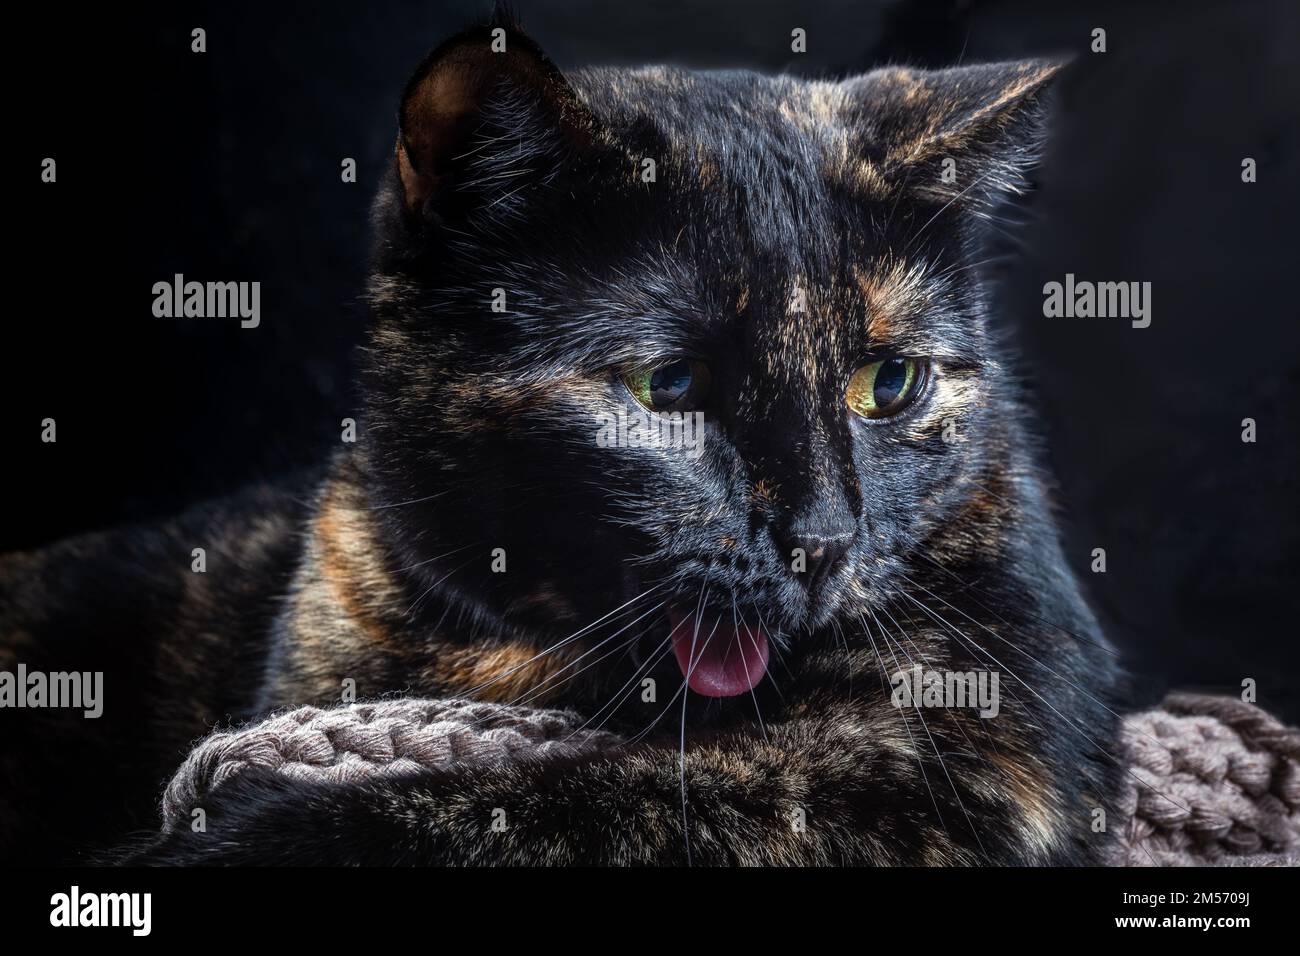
[160,698,621,832]
[1105,693,1300,866]
[160,693,1300,865]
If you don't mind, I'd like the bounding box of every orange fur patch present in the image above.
[434,639,584,703]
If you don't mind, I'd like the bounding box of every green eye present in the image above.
[624,359,711,412]
[846,357,926,419]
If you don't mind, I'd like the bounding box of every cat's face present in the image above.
[362,23,1056,713]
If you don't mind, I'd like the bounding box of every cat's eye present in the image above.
[624,359,711,412]
[846,357,927,420]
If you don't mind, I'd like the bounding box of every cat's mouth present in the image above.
[666,605,770,698]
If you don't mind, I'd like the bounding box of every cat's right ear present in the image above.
[840,60,1065,214]
[395,18,596,223]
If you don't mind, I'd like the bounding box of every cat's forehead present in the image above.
[617,251,966,368]
[570,67,879,203]
[563,69,967,358]
[571,67,851,126]
[566,74,851,287]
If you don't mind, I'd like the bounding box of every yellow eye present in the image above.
[624,359,711,412]
[846,358,926,419]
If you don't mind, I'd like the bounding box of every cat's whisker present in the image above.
[365,475,544,513]
[878,599,1025,826]
[428,598,670,740]
[880,165,914,237]
[510,629,645,711]
[680,582,713,866]
[567,626,677,740]
[364,489,455,511]
[896,592,1178,858]
[749,601,788,702]
[599,582,749,749]
[448,126,528,163]
[353,539,485,613]
[895,587,1193,816]
[749,601,791,667]
[459,583,665,699]
[829,617,855,696]
[905,164,1004,252]
[854,613,892,696]
[623,667,691,747]
[880,605,1001,773]
[895,568,1153,742]
[404,555,478,616]
[893,594,1034,720]
[506,598,667,709]
[901,543,1120,659]
[957,477,1017,509]
[859,611,950,839]
[870,606,989,860]
[733,597,769,744]
[932,254,1015,283]
[387,542,477,576]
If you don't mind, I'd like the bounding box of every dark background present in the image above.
[10,0,1299,718]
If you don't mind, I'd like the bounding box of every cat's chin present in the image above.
[666,605,770,698]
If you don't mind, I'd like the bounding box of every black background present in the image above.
[9,1,1299,718]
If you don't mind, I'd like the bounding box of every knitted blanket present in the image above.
[160,699,622,831]
[159,693,1300,865]
[1105,693,1300,866]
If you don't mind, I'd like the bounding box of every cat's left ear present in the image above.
[394,17,599,223]
[841,60,1064,211]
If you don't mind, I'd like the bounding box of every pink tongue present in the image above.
[669,607,770,698]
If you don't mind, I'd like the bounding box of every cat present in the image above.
[1,14,1122,865]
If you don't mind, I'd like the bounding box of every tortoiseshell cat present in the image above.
[1,17,1122,865]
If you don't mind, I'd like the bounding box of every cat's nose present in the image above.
[779,529,854,595]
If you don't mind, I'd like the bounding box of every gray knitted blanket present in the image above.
[161,693,1300,866]
[1105,693,1299,866]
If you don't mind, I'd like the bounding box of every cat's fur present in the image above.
[1,16,1121,865]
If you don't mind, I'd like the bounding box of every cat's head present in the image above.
[360,16,1059,712]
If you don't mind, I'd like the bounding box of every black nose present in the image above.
[779,529,853,595]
